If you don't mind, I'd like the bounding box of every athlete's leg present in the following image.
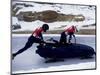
[60,32,66,44]
[68,34,72,43]
[13,36,35,58]
[73,34,76,43]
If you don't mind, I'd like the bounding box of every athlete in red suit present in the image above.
[60,25,78,44]
[12,24,49,59]
[47,25,78,44]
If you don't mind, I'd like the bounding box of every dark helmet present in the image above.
[72,25,75,29]
[42,24,49,32]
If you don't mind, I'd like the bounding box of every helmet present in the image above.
[42,24,49,32]
[72,25,75,29]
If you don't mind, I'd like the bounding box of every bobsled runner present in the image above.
[36,42,95,62]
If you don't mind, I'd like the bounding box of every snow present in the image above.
[12,19,95,31]
[12,34,96,74]
[12,1,96,31]
[14,2,95,20]
[12,17,20,25]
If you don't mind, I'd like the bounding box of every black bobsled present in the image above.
[36,43,95,59]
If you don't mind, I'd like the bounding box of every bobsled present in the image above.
[36,43,95,59]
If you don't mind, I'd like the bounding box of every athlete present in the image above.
[12,24,49,59]
[64,25,78,43]
[48,25,78,44]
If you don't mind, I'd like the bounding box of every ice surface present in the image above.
[12,34,96,74]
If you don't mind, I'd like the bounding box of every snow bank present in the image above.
[12,1,96,32]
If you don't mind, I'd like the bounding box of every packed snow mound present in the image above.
[12,1,96,31]
[12,1,95,20]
